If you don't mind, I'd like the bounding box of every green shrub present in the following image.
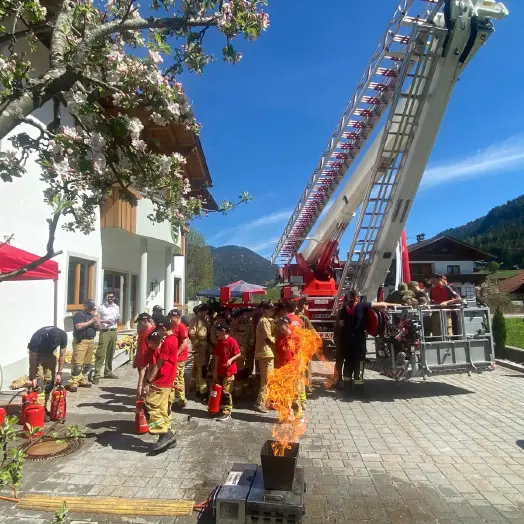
[492,308,507,358]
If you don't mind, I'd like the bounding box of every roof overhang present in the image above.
[101,103,214,196]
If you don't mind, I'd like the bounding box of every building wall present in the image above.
[410,260,475,275]
[0,117,186,386]
[0,33,190,386]
[0,103,103,385]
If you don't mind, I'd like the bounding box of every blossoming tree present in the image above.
[0,0,269,280]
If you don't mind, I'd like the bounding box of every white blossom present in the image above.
[148,50,163,65]
[127,117,144,142]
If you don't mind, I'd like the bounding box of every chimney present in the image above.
[416,233,425,243]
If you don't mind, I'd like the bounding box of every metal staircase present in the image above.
[270,0,444,266]
[333,20,445,310]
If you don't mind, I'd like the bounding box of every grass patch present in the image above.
[506,318,524,349]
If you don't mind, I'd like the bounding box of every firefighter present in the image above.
[332,295,348,388]
[285,301,304,328]
[134,312,156,398]
[189,305,200,391]
[254,302,276,413]
[339,290,396,389]
[230,309,249,398]
[188,304,209,398]
[207,308,228,397]
[169,309,189,409]
[296,298,315,330]
[212,323,241,421]
[296,298,316,395]
[242,308,256,393]
[275,316,304,420]
[142,330,178,452]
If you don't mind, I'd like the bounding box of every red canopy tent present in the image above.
[0,243,60,324]
[0,244,58,281]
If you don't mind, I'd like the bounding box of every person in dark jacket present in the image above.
[339,290,396,388]
[28,326,68,413]
[69,300,99,392]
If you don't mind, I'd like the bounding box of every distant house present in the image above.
[498,271,524,301]
[407,236,494,299]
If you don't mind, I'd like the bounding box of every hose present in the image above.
[0,495,19,503]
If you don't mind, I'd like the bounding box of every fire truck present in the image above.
[271,0,508,377]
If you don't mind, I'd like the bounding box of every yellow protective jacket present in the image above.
[189,319,207,356]
[255,316,276,359]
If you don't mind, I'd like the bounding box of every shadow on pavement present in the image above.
[76,400,133,413]
[181,407,276,425]
[99,386,138,395]
[86,419,152,454]
[76,389,136,412]
[309,378,474,403]
[516,440,524,450]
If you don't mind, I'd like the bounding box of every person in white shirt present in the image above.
[93,291,120,384]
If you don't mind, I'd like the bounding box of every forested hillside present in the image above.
[439,195,524,267]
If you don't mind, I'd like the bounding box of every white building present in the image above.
[0,25,215,385]
[407,235,493,299]
[384,235,493,299]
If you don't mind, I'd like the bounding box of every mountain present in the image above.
[438,195,524,267]
[210,245,278,287]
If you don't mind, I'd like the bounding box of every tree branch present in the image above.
[0,249,63,282]
[0,211,62,282]
[74,15,216,66]
[50,0,75,68]
[0,67,79,141]
[0,235,14,249]
[8,4,24,56]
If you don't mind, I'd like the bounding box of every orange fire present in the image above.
[267,327,323,456]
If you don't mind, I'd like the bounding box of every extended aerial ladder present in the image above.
[271,0,508,312]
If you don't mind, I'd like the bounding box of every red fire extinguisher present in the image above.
[135,399,149,435]
[50,386,67,422]
[208,383,223,414]
[24,403,44,438]
[21,389,38,426]
[0,408,6,425]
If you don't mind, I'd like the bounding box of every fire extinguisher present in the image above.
[135,399,149,435]
[20,389,38,426]
[50,385,67,422]
[24,403,44,439]
[208,383,223,415]
[0,408,6,425]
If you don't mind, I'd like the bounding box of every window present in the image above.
[464,286,476,299]
[410,263,433,276]
[67,257,95,311]
[174,277,181,304]
[447,265,461,275]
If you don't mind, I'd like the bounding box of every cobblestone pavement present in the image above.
[2,361,524,523]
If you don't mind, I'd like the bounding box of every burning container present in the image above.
[260,440,299,491]
[215,441,305,523]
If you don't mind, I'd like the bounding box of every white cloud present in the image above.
[423,135,524,188]
[210,210,291,243]
[246,237,280,253]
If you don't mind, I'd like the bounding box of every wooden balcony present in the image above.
[100,187,138,234]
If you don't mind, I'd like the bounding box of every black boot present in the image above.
[151,430,176,453]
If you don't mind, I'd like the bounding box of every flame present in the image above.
[267,328,323,456]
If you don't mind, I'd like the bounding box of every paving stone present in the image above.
[3,363,524,522]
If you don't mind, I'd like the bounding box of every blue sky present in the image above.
[182,0,523,260]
